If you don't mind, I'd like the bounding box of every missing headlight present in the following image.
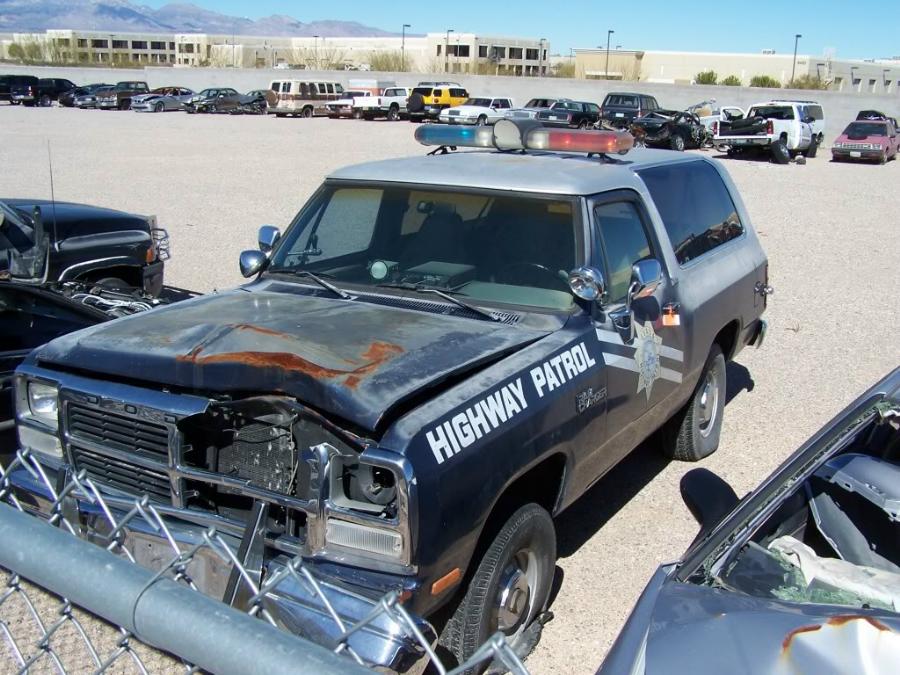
[330,456,398,517]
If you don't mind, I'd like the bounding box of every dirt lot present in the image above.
[1,105,898,673]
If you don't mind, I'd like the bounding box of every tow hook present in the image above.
[755,282,774,297]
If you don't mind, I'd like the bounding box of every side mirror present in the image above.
[680,468,739,539]
[239,250,268,278]
[258,225,281,253]
[629,259,662,302]
[803,116,815,124]
[567,266,606,304]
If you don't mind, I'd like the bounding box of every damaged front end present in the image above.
[11,370,429,673]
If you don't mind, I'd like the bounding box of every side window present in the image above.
[433,89,443,97]
[335,84,344,94]
[594,202,653,305]
[326,83,335,94]
[638,161,744,265]
[588,103,600,114]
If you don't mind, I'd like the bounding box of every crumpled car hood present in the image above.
[642,582,900,674]
[33,287,548,432]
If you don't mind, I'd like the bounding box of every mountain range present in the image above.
[0,0,402,37]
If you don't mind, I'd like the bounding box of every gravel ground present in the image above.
[1,105,898,673]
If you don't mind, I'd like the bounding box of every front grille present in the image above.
[71,444,171,503]
[67,402,169,461]
[839,143,875,150]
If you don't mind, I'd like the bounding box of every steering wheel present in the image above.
[496,262,570,292]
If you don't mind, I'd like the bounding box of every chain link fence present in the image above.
[0,449,529,675]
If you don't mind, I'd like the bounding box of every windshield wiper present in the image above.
[288,270,353,300]
[378,282,500,322]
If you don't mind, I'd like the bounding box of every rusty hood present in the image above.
[33,288,549,432]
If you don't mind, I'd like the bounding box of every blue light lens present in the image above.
[414,125,492,148]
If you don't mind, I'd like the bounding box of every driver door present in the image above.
[589,194,682,453]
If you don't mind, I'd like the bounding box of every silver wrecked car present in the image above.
[131,86,195,112]
[600,367,900,674]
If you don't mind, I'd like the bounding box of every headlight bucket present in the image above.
[17,379,60,430]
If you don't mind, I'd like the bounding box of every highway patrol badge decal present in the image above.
[633,321,662,400]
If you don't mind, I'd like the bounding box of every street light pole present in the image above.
[401,24,410,71]
[445,29,453,73]
[606,29,614,80]
[538,38,545,76]
[313,34,319,69]
[790,33,801,85]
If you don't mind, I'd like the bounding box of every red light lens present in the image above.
[526,128,634,154]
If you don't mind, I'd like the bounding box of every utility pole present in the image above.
[791,33,802,85]
[445,29,453,73]
[538,38,545,76]
[402,24,410,71]
[606,29,614,80]
[313,34,319,69]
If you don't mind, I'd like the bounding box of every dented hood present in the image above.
[33,288,548,431]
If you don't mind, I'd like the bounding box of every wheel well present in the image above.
[74,265,142,288]
[779,131,788,142]
[714,320,740,360]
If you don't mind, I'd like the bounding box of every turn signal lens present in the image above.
[527,128,634,155]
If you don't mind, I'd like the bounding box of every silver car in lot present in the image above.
[600,367,900,674]
[130,87,195,113]
[505,97,561,120]
[74,85,113,109]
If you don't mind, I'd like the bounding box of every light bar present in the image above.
[527,128,634,155]
[414,124,494,148]
[415,118,634,156]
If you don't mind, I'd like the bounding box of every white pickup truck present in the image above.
[713,100,825,163]
[325,90,374,119]
[351,87,412,121]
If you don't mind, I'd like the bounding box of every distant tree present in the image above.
[7,43,26,62]
[750,74,781,88]
[721,75,742,86]
[367,51,407,72]
[552,61,576,78]
[788,74,828,90]
[695,69,718,85]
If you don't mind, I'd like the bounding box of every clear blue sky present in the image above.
[143,1,896,60]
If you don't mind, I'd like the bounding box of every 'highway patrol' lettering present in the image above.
[427,378,528,464]
[530,342,597,398]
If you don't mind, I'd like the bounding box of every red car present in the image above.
[831,116,899,164]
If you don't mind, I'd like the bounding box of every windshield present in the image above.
[551,101,580,112]
[267,185,580,311]
[344,91,367,97]
[525,98,555,108]
[464,98,492,107]
[0,201,45,280]
[844,122,888,137]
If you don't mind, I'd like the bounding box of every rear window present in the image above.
[450,88,467,97]
[804,104,824,120]
[604,94,638,107]
[638,161,744,265]
[748,105,794,120]
[413,87,433,95]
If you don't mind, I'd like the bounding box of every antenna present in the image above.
[47,141,58,243]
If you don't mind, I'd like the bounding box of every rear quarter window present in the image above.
[638,161,744,265]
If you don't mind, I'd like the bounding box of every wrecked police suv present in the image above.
[11,122,769,671]
[600,368,900,674]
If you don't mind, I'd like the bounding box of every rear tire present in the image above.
[476,115,487,126]
[770,140,790,164]
[118,99,130,111]
[662,344,726,461]
[40,94,52,107]
[577,119,589,129]
[301,106,312,118]
[440,503,555,674]
[387,105,400,121]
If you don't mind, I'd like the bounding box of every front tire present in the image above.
[662,344,726,461]
[805,136,819,158]
[40,94,52,107]
[301,106,313,118]
[154,101,165,112]
[670,133,686,151]
[441,503,555,672]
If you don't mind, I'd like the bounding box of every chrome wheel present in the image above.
[697,369,720,438]
[492,548,538,635]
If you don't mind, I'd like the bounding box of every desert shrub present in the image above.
[721,75,742,86]
[788,74,827,90]
[750,75,781,88]
[695,70,718,85]
[368,51,408,72]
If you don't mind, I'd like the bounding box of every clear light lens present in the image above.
[326,518,403,559]
[27,382,59,427]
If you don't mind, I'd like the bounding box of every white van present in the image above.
[269,80,345,118]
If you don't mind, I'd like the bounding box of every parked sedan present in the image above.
[131,87,194,112]
[505,97,560,120]
[59,83,110,108]
[832,119,899,164]
[537,100,602,128]
[438,97,513,125]
[600,367,900,675]
[183,88,242,114]
[74,85,114,109]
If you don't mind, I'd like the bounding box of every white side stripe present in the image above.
[597,328,684,362]
[659,345,684,362]
[602,353,639,372]
[659,366,683,383]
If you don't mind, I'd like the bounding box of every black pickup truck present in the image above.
[10,124,769,672]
